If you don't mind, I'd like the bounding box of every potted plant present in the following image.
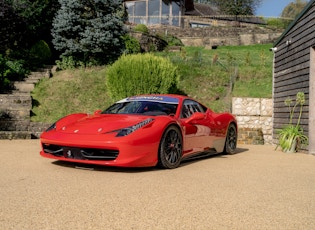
[276,92,308,153]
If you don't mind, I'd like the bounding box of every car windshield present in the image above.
[102,101,178,116]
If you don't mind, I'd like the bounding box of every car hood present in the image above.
[57,114,153,135]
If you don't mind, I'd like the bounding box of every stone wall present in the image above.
[232,97,273,145]
[147,26,283,48]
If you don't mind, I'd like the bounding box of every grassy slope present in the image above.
[31,67,112,122]
[31,44,273,123]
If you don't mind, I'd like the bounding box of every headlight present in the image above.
[45,122,56,132]
[116,118,154,137]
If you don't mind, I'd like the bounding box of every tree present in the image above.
[195,0,262,16]
[1,0,59,58]
[214,0,262,16]
[0,0,24,54]
[281,0,309,19]
[52,0,127,66]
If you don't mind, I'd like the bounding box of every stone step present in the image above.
[167,46,182,52]
[0,109,30,120]
[0,120,30,131]
[25,76,44,84]
[13,81,35,93]
[37,65,55,73]
[0,131,32,139]
[0,66,53,134]
[23,71,50,84]
[28,71,49,79]
[0,94,32,110]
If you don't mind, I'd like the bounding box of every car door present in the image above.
[180,99,216,156]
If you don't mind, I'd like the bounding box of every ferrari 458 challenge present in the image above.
[40,94,237,169]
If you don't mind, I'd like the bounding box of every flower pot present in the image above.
[284,138,297,153]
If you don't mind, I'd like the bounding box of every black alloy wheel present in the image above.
[223,123,237,154]
[158,126,183,169]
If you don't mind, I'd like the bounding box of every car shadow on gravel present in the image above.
[52,147,249,173]
[52,161,157,173]
[180,147,249,167]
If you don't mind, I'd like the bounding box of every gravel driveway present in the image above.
[1,140,315,229]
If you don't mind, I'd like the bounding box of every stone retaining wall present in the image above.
[147,26,282,47]
[232,97,273,145]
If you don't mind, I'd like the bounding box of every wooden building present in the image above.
[272,0,315,153]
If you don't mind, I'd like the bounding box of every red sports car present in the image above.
[40,94,237,169]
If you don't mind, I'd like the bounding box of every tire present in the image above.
[223,123,237,154]
[158,126,183,169]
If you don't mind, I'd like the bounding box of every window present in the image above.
[134,1,146,24]
[125,2,135,23]
[125,0,183,27]
[181,100,206,118]
[161,0,170,25]
[148,0,160,25]
[171,1,181,26]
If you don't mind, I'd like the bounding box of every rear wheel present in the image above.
[223,123,237,154]
[158,126,183,169]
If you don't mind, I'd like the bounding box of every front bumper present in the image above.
[40,131,160,167]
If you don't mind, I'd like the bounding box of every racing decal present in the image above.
[126,96,179,104]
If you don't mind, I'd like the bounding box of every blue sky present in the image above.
[256,0,307,17]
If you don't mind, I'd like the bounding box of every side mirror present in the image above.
[185,112,205,123]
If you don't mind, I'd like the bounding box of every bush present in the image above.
[29,40,52,67]
[0,55,10,92]
[265,17,293,29]
[133,24,149,34]
[106,53,180,101]
[0,54,29,92]
[159,34,183,47]
[122,35,141,54]
[56,56,80,70]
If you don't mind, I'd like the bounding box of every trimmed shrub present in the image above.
[133,24,149,34]
[29,40,52,67]
[106,53,179,101]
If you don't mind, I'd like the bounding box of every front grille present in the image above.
[42,144,119,161]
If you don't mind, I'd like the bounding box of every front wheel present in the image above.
[158,126,183,169]
[223,123,237,154]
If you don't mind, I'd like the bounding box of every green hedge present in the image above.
[106,53,179,101]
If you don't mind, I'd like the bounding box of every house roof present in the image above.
[274,0,315,46]
[185,3,219,16]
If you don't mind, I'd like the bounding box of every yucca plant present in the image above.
[276,92,308,152]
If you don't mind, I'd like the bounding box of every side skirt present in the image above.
[181,148,218,162]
